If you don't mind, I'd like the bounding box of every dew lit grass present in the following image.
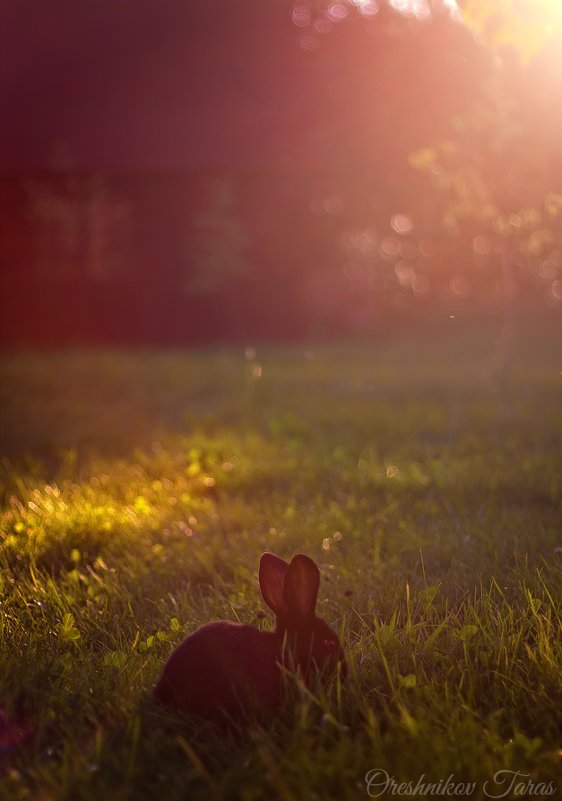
[1,323,561,800]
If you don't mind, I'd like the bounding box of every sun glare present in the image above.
[389,0,433,18]
[457,0,562,63]
[385,0,562,36]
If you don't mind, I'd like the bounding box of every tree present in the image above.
[186,180,248,295]
[286,0,562,341]
[409,0,562,308]
[406,1,562,385]
[24,147,129,281]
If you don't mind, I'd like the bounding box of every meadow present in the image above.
[1,319,561,800]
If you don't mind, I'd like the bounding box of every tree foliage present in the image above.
[407,1,562,309]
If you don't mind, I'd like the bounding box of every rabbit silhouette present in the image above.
[153,552,346,722]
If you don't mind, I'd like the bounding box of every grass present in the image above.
[1,321,561,800]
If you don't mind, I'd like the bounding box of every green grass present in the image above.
[1,323,561,800]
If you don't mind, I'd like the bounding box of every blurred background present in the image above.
[1,0,561,347]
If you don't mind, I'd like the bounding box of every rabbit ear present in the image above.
[283,554,320,620]
[259,552,290,615]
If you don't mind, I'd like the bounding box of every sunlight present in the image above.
[389,0,432,18]
[340,0,460,20]
[388,0,562,37]
[348,0,379,16]
[459,0,562,64]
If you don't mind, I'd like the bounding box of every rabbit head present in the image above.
[259,552,347,680]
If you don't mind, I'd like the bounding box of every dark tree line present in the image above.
[1,0,560,346]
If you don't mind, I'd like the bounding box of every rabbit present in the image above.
[153,552,346,723]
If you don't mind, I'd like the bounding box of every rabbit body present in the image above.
[153,552,346,722]
[154,621,281,720]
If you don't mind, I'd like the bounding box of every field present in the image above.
[1,321,561,800]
